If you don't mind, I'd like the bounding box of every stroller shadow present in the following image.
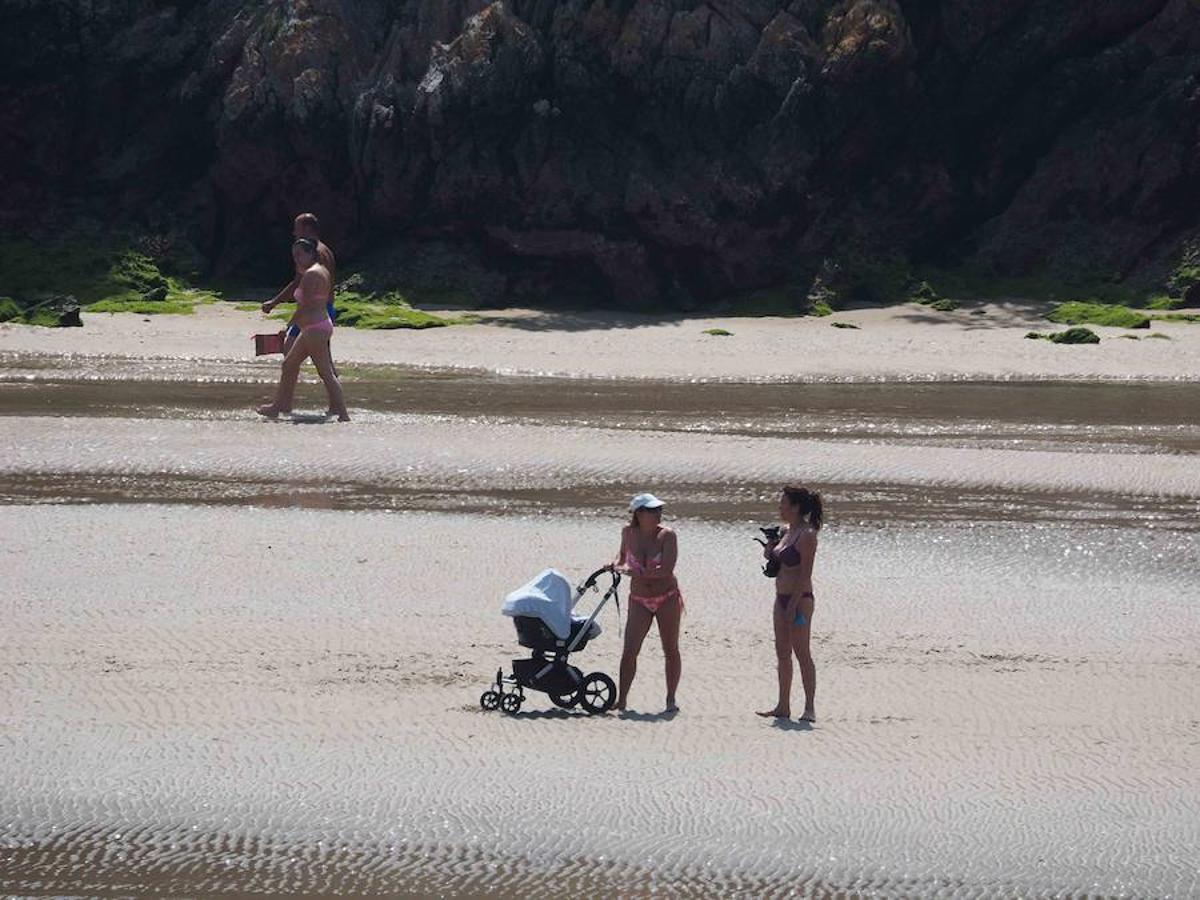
[771,718,814,733]
[511,708,583,721]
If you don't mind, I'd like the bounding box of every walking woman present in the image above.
[256,238,350,422]
[611,493,683,713]
[757,485,823,722]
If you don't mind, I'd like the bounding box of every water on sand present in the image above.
[2,354,1198,896]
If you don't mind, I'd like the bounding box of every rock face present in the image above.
[4,0,1200,305]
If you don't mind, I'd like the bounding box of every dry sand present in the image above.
[1,300,1198,381]
[2,314,1199,896]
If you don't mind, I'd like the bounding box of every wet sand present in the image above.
[3,506,1198,896]
[2,340,1199,896]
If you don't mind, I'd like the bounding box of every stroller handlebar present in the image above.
[581,565,621,591]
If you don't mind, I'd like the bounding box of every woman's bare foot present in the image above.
[799,708,816,723]
[256,403,281,418]
[756,707,790,718]
[665,698,679,713]
[337,411,350,422]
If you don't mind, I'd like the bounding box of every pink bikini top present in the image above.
[293,281,328,304]
[625,548,664,576]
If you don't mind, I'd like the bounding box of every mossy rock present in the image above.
[830,321,859,329]
[702,327,733,336]
[5,294,83,327]
[910,281,939,302]
[87,297,198,315]
[1026,326,1101,344]
[1144,295,1181,311]
[1,232,220,320]
[908,280,959,311]
[1047,301,1149,329]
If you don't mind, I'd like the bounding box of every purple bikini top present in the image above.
[774,542,803,568]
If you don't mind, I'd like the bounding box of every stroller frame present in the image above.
[480,566,622,715]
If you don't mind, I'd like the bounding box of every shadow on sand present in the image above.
[770,717,814,733]
[505,706,680,722]
[616,708,680,723]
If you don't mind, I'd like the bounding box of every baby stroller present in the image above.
[479,566,621,715]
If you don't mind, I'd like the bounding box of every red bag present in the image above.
[253,331,286,355]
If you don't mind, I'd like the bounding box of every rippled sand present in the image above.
[3,506,1198,896]
[2,352,1199,896]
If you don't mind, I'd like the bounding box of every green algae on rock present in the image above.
[1047,302,1150,330]
[270,300,475,330]
[1025,327,1102,345]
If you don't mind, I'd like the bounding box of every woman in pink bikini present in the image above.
[757,485,823,723]
[611,492,683,713]
[257,238,350,422]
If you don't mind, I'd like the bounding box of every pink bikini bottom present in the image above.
[301,318,333,338]
[630,587,684,614]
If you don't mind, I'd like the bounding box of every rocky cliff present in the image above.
[4,0,1199,306]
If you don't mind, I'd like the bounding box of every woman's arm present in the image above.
[262,271,301,313]
[796,530,817,588]
[644,529,678,577]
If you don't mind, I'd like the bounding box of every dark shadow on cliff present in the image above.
[481,308,812,333]
[478,296,1056,334]
[892,297,1054,331]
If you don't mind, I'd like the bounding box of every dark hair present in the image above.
[293,237,318,258]
[782,485,824,531]
[295,212,320,235]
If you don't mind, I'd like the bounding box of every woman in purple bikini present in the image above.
[757,485,823,723]
[610,492,683,713]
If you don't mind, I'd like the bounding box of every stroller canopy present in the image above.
[502,569,602,640]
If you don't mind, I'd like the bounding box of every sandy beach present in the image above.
[1,300,1198,382]
[2,309,1199,896]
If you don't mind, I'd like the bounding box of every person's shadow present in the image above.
[771,717,814,732]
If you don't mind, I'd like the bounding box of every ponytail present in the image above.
[782,485,824,531]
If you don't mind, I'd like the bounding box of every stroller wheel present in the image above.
[480,691,501,711]
[501,693,523,714]
[549,691,580,709]
[579,672,616,715]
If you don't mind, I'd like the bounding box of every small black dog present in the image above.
[754,526,782,577]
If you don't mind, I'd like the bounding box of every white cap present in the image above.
[629,492,665,512]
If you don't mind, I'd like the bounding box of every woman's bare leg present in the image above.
[307,334,349,421]
[656,595,683,710]
[792,596,816,721]
[757,604,792,718]
[258,334,309,416]
[617,601,654,711]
